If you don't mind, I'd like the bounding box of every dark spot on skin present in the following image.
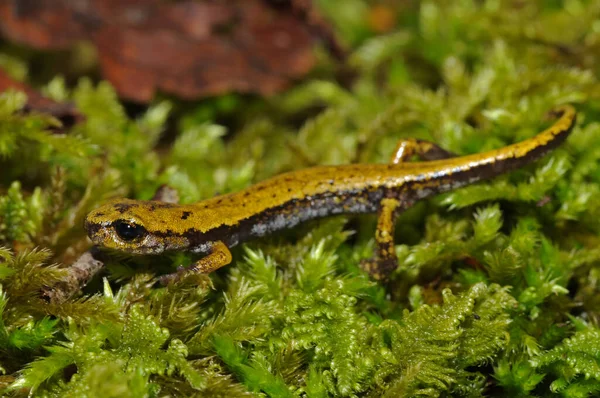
[272,194,277,198]
[95,212,105,217]
[149,205,156,211]
[288,188,292,192]
[114,203,136,214]
[165,229,177,236]
[329,180,335,185]
[217,199,223,204]
[181,211,191,220]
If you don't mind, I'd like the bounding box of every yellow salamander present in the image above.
[85,105,576,282]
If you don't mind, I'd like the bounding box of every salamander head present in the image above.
[84,198,190,254]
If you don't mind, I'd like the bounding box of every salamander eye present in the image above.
[113,220,147,241]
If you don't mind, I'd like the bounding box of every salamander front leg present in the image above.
[160,241,232,285]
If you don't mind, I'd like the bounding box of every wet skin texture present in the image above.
[85,105,577,282]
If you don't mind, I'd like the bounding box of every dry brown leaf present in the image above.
[0,67,82,125]
[0,0,344,102]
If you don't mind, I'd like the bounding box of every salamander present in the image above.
[84,105,576,282]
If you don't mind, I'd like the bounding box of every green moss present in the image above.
[1,1,600,396]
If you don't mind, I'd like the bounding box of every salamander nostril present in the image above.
[113,220,147,241]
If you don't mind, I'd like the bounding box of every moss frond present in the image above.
[212,334,294,397]
[12,305,205,395]
[187,277,279,356]
[376,283,515,397]
[532,326,600,396]
[0,182,43,245]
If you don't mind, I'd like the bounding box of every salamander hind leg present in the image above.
[360,139,456,280]
[360,198,400,280]
[160,241,232,285]
[390,138,455,164]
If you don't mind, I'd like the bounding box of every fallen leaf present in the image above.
[0,67,82,126]
[0,0,344,102]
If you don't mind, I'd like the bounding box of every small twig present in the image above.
[41,247,107,304]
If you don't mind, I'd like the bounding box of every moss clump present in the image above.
[1,1,600,397]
